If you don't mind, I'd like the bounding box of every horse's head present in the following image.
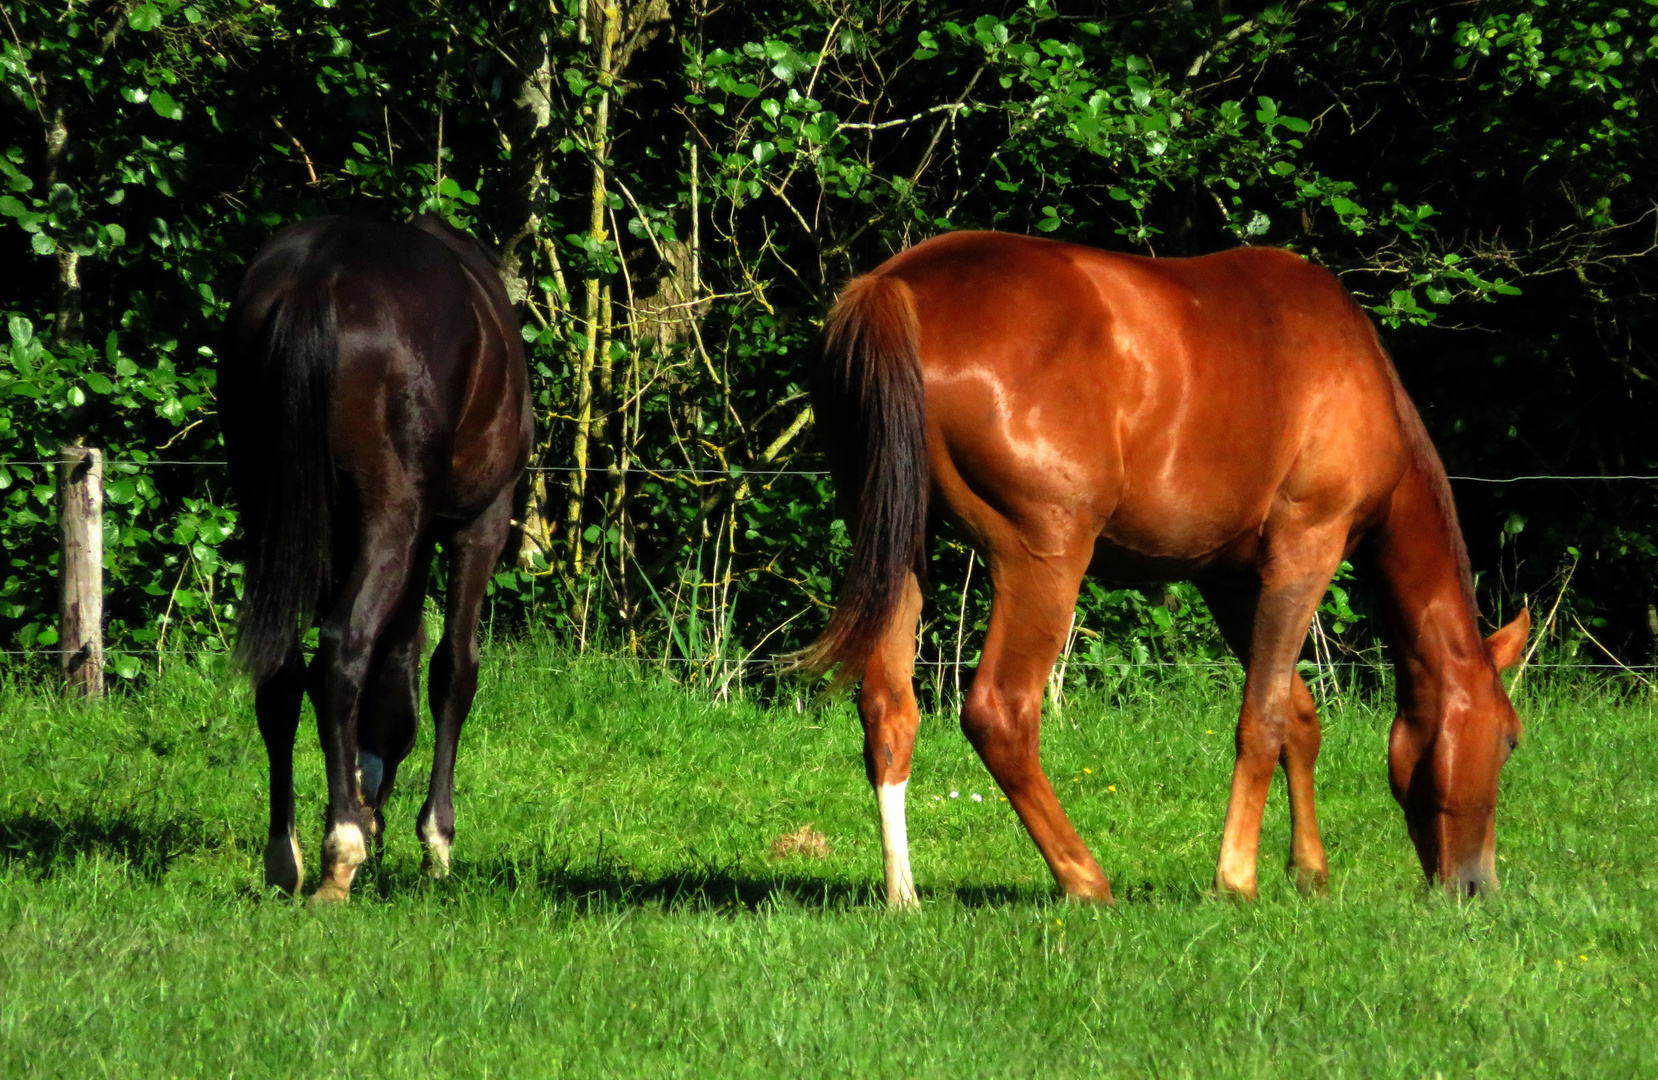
[1388,608,1529,896]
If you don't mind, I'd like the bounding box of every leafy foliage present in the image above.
[2,0,1655,680]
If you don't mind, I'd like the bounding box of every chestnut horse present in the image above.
[222,215,532,901]
[802,230,1528,906]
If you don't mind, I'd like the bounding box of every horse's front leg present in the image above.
[1214,524,1347,900]
[1198,580,1330,894]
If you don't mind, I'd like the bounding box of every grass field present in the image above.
[2,642,1655,1077]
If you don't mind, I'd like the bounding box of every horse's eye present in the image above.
[1505,733,1519,753]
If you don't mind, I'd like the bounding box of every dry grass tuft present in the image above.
[769,824,831,860]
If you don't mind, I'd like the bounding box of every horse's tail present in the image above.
[795,274,928,688]
[232,281,337,685]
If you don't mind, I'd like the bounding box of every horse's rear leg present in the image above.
[961,554,1112,903]
[357,541,436,842]
[1198,581,1329,894]
[1214,526,1346,899]
[857,573,925,909]
[256,643,306,893]
[418,490,512,878]
[310,520,421,903]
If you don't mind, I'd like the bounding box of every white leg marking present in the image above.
[324,821,367,869]
[420,814,452,878]
[312,821,367,902]
[878,780,918,909]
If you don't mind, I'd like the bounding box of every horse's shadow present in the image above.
[0,811,1187,909]
[399,853,1050,912]
[0,811,211,883]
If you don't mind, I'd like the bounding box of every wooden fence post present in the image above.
[59,444,103,697]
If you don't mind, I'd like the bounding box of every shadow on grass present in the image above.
[357,851,1183,913]
[0,812,1199,912]
[0,812,218,882]
[400,855,1062,912]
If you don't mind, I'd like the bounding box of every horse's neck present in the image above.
[1369,462,1489,715]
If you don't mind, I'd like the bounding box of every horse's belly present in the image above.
[1088,496,1265,583]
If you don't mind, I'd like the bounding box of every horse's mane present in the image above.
[1385,354,1480,619]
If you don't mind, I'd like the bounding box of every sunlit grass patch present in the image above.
[0,646,1654,1077]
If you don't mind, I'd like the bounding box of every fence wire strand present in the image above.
[5,458,1658,482]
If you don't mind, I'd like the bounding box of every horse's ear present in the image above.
[1486,608,1531,671]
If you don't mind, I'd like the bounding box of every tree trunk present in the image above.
[561,3,620,579]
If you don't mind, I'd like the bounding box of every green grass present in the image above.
[2,644,1655,1077]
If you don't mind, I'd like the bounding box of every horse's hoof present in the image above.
[1214,875,1260,902]
[885,888,920,912]
[1288,864,1329,897]
[263,830,303,895]
[308,882,351,906]
[420,816,452,878]
[1064,882,1116,906]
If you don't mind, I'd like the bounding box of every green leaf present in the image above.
[30,232,54,255]
[128,4,163,31]
[151,91,182,120]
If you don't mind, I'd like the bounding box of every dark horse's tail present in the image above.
[231,281,337,685]
[796,274,928,688]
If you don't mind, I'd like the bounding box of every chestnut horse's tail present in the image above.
[797,274,928,688]
[230,280,337,685]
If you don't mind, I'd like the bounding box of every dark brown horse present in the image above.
[222,215,532,901]
[803,230,1529,906]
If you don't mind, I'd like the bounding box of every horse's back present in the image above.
[872,232,1408,574]
[230,217,529,518]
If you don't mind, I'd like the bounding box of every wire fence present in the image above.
[7,454,1655,680]
[8,458,1658,482]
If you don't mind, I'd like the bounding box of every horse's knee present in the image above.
[1285,680,1323,757]
[430,634,480,689]
[961,683,1039,760]
[1234,702,1288,766]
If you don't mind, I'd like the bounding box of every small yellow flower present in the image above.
[1055,919,1064,927]
[1083,767,1092,774]
[1579,954,1588,961]
[1206,729,1215,735]
[1108,785,1117,792]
